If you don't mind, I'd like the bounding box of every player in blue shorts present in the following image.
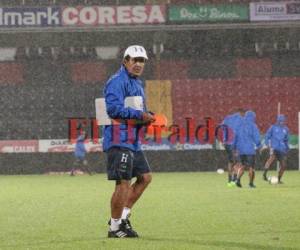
[262,114,289,184]
[234,111,262,188]
[103,45,155,238]
[222,109,245,187]
[70,130,92,176]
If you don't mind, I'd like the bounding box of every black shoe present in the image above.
[122,219,138,237]
[235,181,242,188]
[108,229,131,238]
[263,174,268,181]
[278,180,284,184]
[108,219,138,238]
[249,183,256,188]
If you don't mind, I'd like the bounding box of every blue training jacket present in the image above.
[102,65,146,152]
[75,134,87,160]
[265,115,289,153]
[234,111,261,155]
[222,112,244,146]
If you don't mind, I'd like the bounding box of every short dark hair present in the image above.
[230,108,246,115]
[124,55,130,61]
[236,108,246,115]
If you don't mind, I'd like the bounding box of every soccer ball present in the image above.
[217,168,224,174]
[268,176,279,185]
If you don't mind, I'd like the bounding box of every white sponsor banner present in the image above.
[250,2,300,21]
[183,143,213,150]
[141,144,171,151]
[61,5,165,26]
[38,139,102,153]
[39,139,74,152]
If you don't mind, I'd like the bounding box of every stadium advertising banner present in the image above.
[38,139,211,152]
[250,2,300,21]
[0,140,38,153]
[38,139,102,153]
[0,5,165,28]
[168,4,249,23]
[39,139,74,153]
[0,7,61,27]
[141,139,213,151]
[0,139,297,153]
[62,5,166,26]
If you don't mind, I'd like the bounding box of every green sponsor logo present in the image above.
[169,4,249,22]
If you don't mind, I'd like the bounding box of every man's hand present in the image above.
[141,112,156,124]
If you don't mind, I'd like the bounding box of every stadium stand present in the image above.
[1,25,300,140]
[71,62,107,83]
[190,57,235,79]
[0,0,299,175]
[171,78,300,135]
[0,63,24,84]
[236,58,272,78]
[155,60,189,80]
[1,48,299,173]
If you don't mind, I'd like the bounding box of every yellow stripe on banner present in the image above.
[145,80,173,135]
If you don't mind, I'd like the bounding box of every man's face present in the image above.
[124,57,146,77]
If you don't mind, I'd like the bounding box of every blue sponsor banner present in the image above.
[0,7,61,27]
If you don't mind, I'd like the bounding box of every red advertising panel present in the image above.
[0,140,38,153]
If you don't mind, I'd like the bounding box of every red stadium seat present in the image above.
[171,77,299,134]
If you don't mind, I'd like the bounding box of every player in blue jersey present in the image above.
[221,108,245,187]
[234,111,262,188]
[70,130,92,176]
[262,114,289,184]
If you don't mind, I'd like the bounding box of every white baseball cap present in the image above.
[123,45,148,60]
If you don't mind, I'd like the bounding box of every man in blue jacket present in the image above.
[262,114,289,184]
[103,45,155,238]
[234,111,262,188]
[222,108,245,187]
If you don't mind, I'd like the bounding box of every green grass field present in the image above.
[0,171,300,250]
